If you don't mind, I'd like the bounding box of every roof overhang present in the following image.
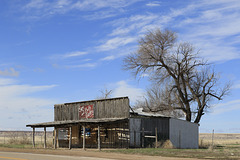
[26,118,128,128]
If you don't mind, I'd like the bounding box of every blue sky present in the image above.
[0,0,240,133]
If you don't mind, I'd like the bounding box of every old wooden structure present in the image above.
[26,97,199,149]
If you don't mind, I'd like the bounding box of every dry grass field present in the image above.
[0,131,53,148]
[199,133,240,147]
[0,131,239,159]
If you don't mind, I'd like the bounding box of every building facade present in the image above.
[27,97,199,149]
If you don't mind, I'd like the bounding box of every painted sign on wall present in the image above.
[79,105,94,119]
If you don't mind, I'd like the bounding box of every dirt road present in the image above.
[0,148,198,160]
[0,151,113,160]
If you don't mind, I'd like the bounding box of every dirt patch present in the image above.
[0,147,197,160]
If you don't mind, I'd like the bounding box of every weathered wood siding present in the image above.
[54,97,129,121]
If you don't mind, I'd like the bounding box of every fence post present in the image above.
[211,129,214,151]
[155,127,158,148]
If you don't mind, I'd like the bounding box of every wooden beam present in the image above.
[98,125,101,151]
[44,127,47,149]
[32,128,35,148]
[83,125,86,150]
[69,126,72,150]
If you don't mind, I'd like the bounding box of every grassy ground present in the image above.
[104,144,240,159]
[103,133,240,159]
[0,133,239,159]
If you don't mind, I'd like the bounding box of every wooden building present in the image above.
[26,97,198,149]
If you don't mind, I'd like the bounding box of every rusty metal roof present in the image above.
[26,118,128,128]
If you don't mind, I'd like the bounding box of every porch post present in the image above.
[44,127,47,149]
[69,126,72,150]
[98,125,101,151]
[83,125,86,150]
[54,127,57,149]
[32,127,35,148]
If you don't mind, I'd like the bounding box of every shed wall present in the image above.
[169,118,199,149]
[129,117,169,148]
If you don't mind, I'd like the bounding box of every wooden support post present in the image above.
[155,127,158,148]
[142,127,144,148]
[121,126,123,148]
[54,127,57,149]
[98,125,101,151]
[32,128,35,148]
[44,127,47,149]
[83,125,86,150]
[69,126,72,150]
[77,125,80,146]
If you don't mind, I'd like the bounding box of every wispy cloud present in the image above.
[112,80,144,104]
[66,63,97,69]
[0,68,19,77]
[146,1,161,7]
[97,37,136,51]
[211,99,240,115]
[100,55,116,61]
[50,51,88,59]
[62,51,88,58]
[20,0,142,20]
[0,78,57,129]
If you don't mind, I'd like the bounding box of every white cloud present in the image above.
[24,0,48,9]
[100,55,116,61]
[66,63,97,68]
[51,51,88,59]
[0,68,19,77]
[21,0,142,20]
[211,99,240,115]
[0,78,57,129]
[146,1,161,7]
[97,37,136,51]
[62,51,88,58]
[233,82,240,89]
[0,78,16,85]
[112,80,144,104]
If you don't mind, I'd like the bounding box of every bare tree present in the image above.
[97,87,113,99]
[123,28,231,123]
[135,84,185,118]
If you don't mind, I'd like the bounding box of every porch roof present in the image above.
[26,118,128,128]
